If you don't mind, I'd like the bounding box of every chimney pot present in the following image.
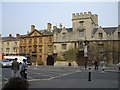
[9,34,12,37]
[16,34,20,37]
[31,25,35,32]
[47,23,52,31]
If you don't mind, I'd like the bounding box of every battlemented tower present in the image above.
[72,12,98,40]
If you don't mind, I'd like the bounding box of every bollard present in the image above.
[101,66,105,73]
[88,68,92,81]
[101,67,105,73]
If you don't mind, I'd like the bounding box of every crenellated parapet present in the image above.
[72,12,98,20]
[72,12,98,25]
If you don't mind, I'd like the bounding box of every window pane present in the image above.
[99,33,103,39]
[62,44,67,50]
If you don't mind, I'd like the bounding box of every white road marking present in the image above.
[0,75,8,81]
[0,68,82,83]
[28,71,52,77]
[27,76,34,79]
[28,70,81,82]
[48,70,81,80]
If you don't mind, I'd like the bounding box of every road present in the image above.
[0,66,119,89]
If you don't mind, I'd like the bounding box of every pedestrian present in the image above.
[20,59,28,79]
[11,58,20,77]
[1,77,29,90]
[94,60,98,70]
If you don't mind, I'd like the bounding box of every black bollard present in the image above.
[88,68,92,81]
[101,68,105,73]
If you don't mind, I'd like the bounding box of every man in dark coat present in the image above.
[94,60,98,70]
[11,58,19,77]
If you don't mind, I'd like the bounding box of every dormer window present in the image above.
[62,33,66,39]
[99,33,103,39]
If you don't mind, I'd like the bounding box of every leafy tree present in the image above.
[63,48,78,62]
[54,55,63,61]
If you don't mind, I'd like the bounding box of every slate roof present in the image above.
[53,28,72,33]
[66,28,73,32]
[92,28,98,35]
[39,29,53,35]
[92,27,118,35]
[103,27,117,34]
[2,36,17,41]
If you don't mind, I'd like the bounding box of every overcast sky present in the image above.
[1,1,119,37]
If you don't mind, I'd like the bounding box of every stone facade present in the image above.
[1,12,120,65]
[53,12,99,56]
[19,25,53,65]
[1,34,19,56]
[53,12,120,64]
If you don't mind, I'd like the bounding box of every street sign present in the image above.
[84,45,88,57]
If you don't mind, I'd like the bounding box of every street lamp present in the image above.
[83,40,88,69]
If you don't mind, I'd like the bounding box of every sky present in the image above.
[1,0,119,37]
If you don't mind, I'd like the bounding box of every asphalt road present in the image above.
[0,66,119,89]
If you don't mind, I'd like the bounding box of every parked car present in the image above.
[117,62,120,70]
[117,62,120,66]
[0,60,12,68]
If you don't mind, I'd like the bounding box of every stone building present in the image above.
[53,12,98,57]
[19,24,53,65]
[89,26,120,64]
[1,34,20,56]
[53,12,120,65]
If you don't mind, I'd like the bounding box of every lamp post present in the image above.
[83,40,88,69]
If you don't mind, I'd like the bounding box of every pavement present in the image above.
[0,65,120,89]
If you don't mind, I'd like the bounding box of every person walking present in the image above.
[11,58,20,77]
[94,60,98,70]
[20,59,28,79]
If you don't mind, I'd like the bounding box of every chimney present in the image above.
[9,34,12,37]
[16,34,20,37]
[47,23,52,31]
[31,25,35,32]
[53,26,57,30]
[59,23,62,29]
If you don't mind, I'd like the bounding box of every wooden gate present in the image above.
[76,51,85,66]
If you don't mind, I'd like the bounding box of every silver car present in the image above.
[0,60,12,68]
